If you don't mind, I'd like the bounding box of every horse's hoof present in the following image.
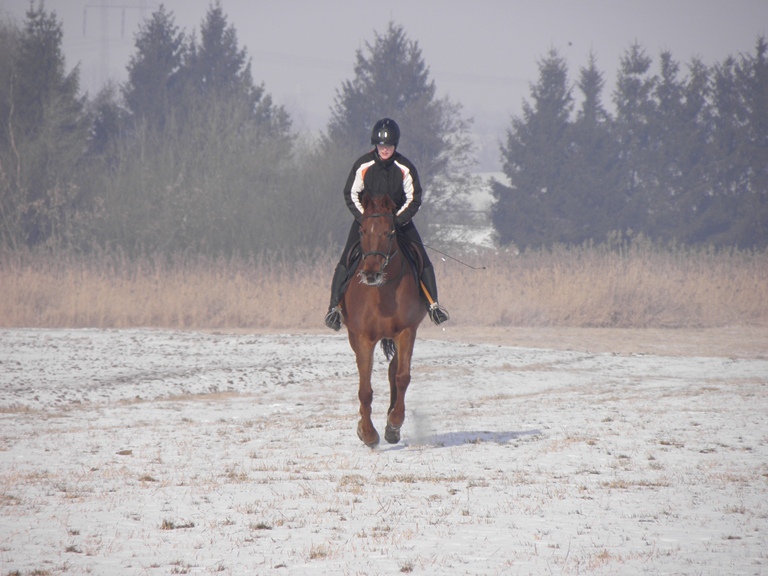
[357,422,380,447]
[385,423,401,444]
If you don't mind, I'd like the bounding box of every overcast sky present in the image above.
[2,0,767,168]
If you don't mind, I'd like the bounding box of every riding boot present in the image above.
[324,263,348,330]
[420,265,450,325]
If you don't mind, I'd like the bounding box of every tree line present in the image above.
[0,3,473,257]
[1,2,765,258]
[492,41,768,249]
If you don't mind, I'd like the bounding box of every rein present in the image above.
[359,212,404,284]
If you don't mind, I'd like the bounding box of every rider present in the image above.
[324,117,450,331]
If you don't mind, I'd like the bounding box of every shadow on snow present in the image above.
[377,429,542,450]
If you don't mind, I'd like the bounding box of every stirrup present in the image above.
[428,302,450,325]
[324,305,342,331]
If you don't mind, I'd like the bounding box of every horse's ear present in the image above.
[361,193,372,212]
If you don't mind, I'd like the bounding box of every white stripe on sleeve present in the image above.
[394,161,413,216]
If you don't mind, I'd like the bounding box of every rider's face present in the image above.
[376,144,395,159]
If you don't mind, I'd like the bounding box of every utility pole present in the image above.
[82,0,155,88]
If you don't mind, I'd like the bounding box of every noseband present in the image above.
[360,212,398,271]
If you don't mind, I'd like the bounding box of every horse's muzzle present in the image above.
[359,270,386,286]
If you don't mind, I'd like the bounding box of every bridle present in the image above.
[359,212,401,279]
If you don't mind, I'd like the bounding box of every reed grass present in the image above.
[1,244,766,329]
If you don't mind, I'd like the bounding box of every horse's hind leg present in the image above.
[350,334,380,447]
[385,328,416,444]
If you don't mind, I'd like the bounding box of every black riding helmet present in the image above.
[370,118,400,147]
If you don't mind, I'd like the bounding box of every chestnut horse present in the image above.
[341,192,427,447]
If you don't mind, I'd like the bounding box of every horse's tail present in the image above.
[381,338,396,360]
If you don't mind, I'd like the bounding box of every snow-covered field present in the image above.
[1,328,767,575]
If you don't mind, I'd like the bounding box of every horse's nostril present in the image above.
[361,272,382,285]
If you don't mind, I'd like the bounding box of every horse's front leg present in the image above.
[350,334,379,447]
[385,328,416,444]
[384,348,401,444]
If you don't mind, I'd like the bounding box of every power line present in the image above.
[82,0,156,86]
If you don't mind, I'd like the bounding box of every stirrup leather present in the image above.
[325,305,343,331]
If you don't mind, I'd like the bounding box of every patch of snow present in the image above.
[1,328,767,575]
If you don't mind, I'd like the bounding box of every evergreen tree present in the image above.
[122,5,185,130]
[612,43,656,232]
[491,48,573,247]
[645,51,688,237]
[92,3,296,255]
[184,2,291,138]
[328,22,434,150]
[732,36,768,247]
[672,57,714,243]
[326,22,475,224]
[707,55,746,243]
[492,37,767,250]
[645,52,713,243]
[170,3,293,253]
[0,2,86,247]
[565,53,622,241]
[0,17,20,248]
[188,2,248,97]
[707,37,768,248]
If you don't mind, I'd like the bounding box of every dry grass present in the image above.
[446,242,768,328]
[1,243,766,329]
[0,250,323,329]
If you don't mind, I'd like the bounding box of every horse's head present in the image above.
[358,193,397,286]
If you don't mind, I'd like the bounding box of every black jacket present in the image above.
[343,149,422,226]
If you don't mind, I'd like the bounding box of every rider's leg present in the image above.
[420,264,450,325]
[324,263,348,330]
[398,222,450,325]
[324,222,359,330]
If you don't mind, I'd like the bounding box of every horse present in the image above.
[341,192,427,447]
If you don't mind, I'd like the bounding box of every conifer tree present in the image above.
[0,2,86,247]
[702,37,767,247]
[565,53,622,241]
[646,51,687,237]
[668,57,713,243]
[98,3,296,255]
[612,43,655,233]
[122,5,185,130]
[326,22,475,222]
[491,49,573,247]
[183,2,290,138]
[733,36,768,247]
